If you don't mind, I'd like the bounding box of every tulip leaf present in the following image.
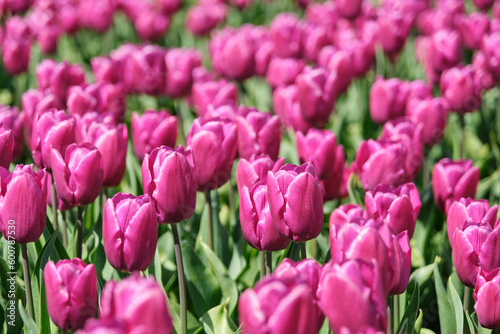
[415,309,423,334]
[166,291,202,334]
[227,237,247,281]
[43,220,69,261]
[199,299,239,334]
[447,276,463,334]
[470,312,492,334]
[433,258,456,334]
[396,283,420,334]
[347,173,365,206]
[465,311,475,334]
[17,301,38,334]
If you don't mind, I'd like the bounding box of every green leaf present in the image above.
[415,309,423,334]
[347,173,365,205]
[433,258,456,334]
[465,311,475,334]
[147,248,162,285]
[447,277,463,334]
[199,299,239,334]
[396,283,420,334]
[17,301,38,334]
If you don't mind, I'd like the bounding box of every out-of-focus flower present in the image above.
[186,3,226,36]
[236,111,281,161]
[132,110,177,161]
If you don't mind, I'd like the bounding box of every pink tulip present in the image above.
[0,106,23,160]
[296,66,335,125]
[266,57,305,88]
[457,13,490,50]
[321,147,349,201]
[236,111,281,161]
[481,32,500,81]
[2,16,32,75]
[296,129,339,180]
[0,124,14,169]
[406,98,447,146]
[165,48,201,98]
[134,9,169,41]
[472,0,494,11]
[122,45,166,96]
[191,79,238,117]
[336,0,363,20]
[369,77,409,124]
[185,3,226,36]
[132,110,177,161]
[270,13,303,58]
[236,155,285,192]
[440,66,481,114]
[36,59,86,104]
[273,85,313,133]
[78,0,115,32]
[474,268,500,329]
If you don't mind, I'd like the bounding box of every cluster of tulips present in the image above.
[1,0,500,333]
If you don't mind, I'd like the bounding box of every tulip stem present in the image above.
[497,83,500,143]
[77,206,84,259]
[299,243,307,260]
[51,181,58,231]
[265,252,272,275]
[21,244,34,320]
[463,286,470,312]
[228,178,235,220]
[62,211,68,248]
[460,115,466,159]
[172,224,187,334]
[205,190,213,250]
[260,252,266,279]
[392,295,400,331]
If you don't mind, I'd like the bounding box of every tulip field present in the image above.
[2,0,500,333]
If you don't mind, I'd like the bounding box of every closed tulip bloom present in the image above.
[191,79,238,117]
[2,16,32,75]
[91,57,121,84]
[296,129,338,180]
[369,77,409,124]
[132,110,177,161]
[122,45,166,96]
[336,0,363,19]
[440,66,481,114]
[185,3,226,36]
[95,275,173,334]
[103,193,158,272]
[36,59,86,104]
[78,0,114,32]
[236,111,281,161]
[447,198,498,246]
[84,122,128,187]
[165,48,201,98]
[374,10,413,57]
[473,0,494,11]
[186,118,237,190]
[296,66,335,125]
[270,13,303,58]
[273,85,313,134]
[239,276,322,334]
[44,259,97,331]
[134,8,169,41]
[473,51,496,93]
[0,106,23,159]
[474,268,500,329]
[321,151,349,201]
[267,162,323,242]
[301,23,329,62]
[406,98,447,146]
[266,57,305,88]
[365,183,421,238]
[0,165,47,243]
[329,204,368,227]
[156,0,181,15]
[236,155,285,192]
[320,48,353,97]
[482,32,500,81]
[50,143,103,207]
[142,145,196,223]
[432,158,480,212]
[318,260,388,333]
[0,124,14,169]
[31,109,77,170]
[457,13,490,51]
[453,223,500,288]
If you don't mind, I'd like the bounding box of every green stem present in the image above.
[393,295,400,331]
[228,178,235,220]
[299,243,307,260]
[61,211,68,248]
[172,225,187,334]
[460,115,466,160]
[51,181,58,231]
[77,206,84,259]
[21,244,34,320]
[260,251,265,279]
[464,286,470,312]
[265,252,272,275]
[497,83,500,143]
[423,151,429,189]
[205,190,213,250]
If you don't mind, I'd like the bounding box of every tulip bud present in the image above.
[453,223,500,288]
[44,259,97,331]
[0,124,14,169]
[302,23,329,62]
[369,77,409,124]
[103,193,158,272]
[318,260,388,333]
[481,32,500,81]
[132,110,177,161]
[406,98,447,146]
[82,275,173,333]
[185,3,226,36]
[186,118,237,191]
[336,0,363,19]
[78,0,115,32]
[321,149,349,201]
[91,57,121,84]
[273,85,313,133]
[365,183,421,238]
[134,8,169,41]
[296,66,335,125]
[191,79,238,117]
[122,45,166,96]
[142,145,196,223]
[0,106,23,160]
[267,162,323,242]
[36,59,86,104]
[374,10,413,57]
[156,0,181,15]
[165,48,201,98]
[31,109,76,170]
[432,158,480,213]
[239,276,322,334]
[236,155,284,192]
[447,198,498,246]
[474,268,500,329]
[472,0,494,11]
[266,57,305,88]
[236,111,281,161]
[440,66,481,114]
[0,164,47,243]
[50,143,103,207]
[296,129,338,180]
[472,51,496,94]
[270,13,303,58]
[457,13,490,51]
[329,204,368,227]
[2,16,32,75]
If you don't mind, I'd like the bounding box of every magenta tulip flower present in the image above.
[164,48,201,98]
[457,13,490,51]
[365,182,421,238]
[432,158,480,213]
[296,129,338,180]
[236,155,285,192]
[236,111,281,161]
[0,105,24,160]
[44,259,97,331]
[474,268,500,329]
[0,124,14,169]
[191,79,238,117]
[2,16,32,75]
[447,198,498,246]
[185,3,226,36]
[134,8,169,41]
[296,66,335,125]
[440,66,481,114]
[453,223,500,288]
[473,0,494,11]
[267,162,323,242]
[142,145,196,224]
[273,85,313,134]
[50,143,103,207]
[406,98,447,146]
[83,275,172,334]
[239,276,322,334]
[266,57,305,88]
[132,110,178,161]
[186,118,237,191]
[336,0,363,19]
[318,260,388,333]
[31,109,77,170]
[103,193,158,272]
[481,32,500,81]
[369,77,409,124]
[122,45,166,96]
[0,165,47,244]
[35,59,86,104]
[270,13,303,58]
[473,52,496,93]
[321,155,349,201]
[329,204,368,227]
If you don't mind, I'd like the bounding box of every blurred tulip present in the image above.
[296,66,335,124]
[472,0,494,11]
[318,260,388,333]
[0,164,47,243]
[0,124,14,169]
[296,129,338,180]
[270,13,303,58]
[301,23,329,62]
[132,110,177,161]
[273,85,313,133]
[122,45,166,96]
[0,106,23,160]
[142,145,196,223]
[369,77,409,124]
[453,223,500,288]
[50,143,103,207]
[474,268,500,329]
[185,3,226,36]
[186,118,237,191]
[432,158,480,212]
[321,147,349,201]
[103,193,158,272]
[374,10,412,57]
[78,0,115,32]
[472,52,496,93]
[329,204,368,227]
[44,259,97,331]
[266,57,305,88]
[191,79,238,116]
[36,59,86,104]
[155,0,181,15]
[239,276,322,334]
[319,48,353,97]
[365,182,421,237]
[134,9,169,41]
[440,66,480,114]
[457,13,489,50]
[406,98,447,146]
[447,198,498,245]
[91,57,121,84]
[165,48,201,98]
[267,163,323,242]
[236,111,281,160]
[336,0,363,19]
[2,16,32,75]
[481,32,500,81]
